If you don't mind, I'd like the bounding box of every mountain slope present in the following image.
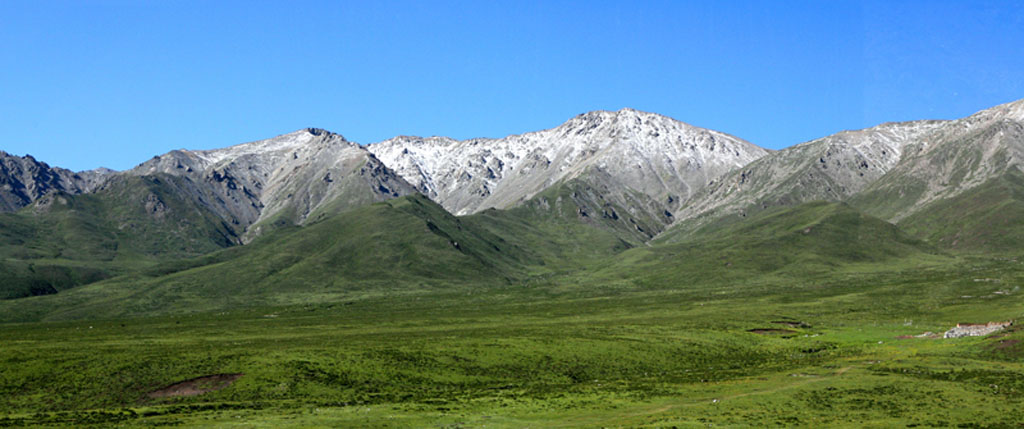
[130,128,417,241]
[851,99,1024,222]
[489,177,672,244]
[659,120,948,241]
[596,201,945,287]
[895,169,1024,253]
[0,173,240,299]
[836,99,1024,253]
[370,109,769,239]
[0,194,544,321]
[0,189,661,321]
[0,151,112,212]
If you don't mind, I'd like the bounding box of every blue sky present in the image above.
[1,1,1022,171]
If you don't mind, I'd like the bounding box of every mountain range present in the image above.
[1,98,1022,317]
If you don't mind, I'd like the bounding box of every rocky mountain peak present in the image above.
[564,108,688,132]
[0,151,102,212]
[83,167,117,175]
[304,127,336,137]
[189,128,354,166]
[126,128,414,241]
[369,110,768,218]
[977,98,1024,122]
[909,98,1024,146]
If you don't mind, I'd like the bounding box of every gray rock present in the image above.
[853,98,1024,221]
[127,128,417,241]
[369,108,769,236]
[0,152,114,212]
[664,120,948,237]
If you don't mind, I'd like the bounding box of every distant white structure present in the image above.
[944,321,1013,338]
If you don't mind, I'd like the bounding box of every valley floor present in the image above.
[2,256,1024,427]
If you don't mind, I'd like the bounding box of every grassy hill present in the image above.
[602,202,946,290]
[0,198,953,322]
[0,174,240,299]
[462,179,648,268]
[895,169,1024,254]
[0,212,1020,427]
[0,194,548,321]
[3,189,1024,427]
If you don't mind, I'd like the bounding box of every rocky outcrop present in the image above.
[944,321,1012,338]
[0,152,114,212]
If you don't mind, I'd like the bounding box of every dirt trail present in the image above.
[147,373,244,398]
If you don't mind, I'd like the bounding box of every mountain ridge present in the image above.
[127,128,417,241]
[368,108,771,241]
[0,151,114,212]
[656,119,950,241]
[852,98,1024,222]
[2,98,1023,259]
[369,108,769,216]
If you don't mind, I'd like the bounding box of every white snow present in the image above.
[368,108,769,215]
[192,129,351,166]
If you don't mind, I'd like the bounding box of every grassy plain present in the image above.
[2,198,1023,426]
[2,252,1023,427]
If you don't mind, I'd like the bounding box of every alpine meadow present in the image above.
[1,99,1023,427]
[4,2,1024,427]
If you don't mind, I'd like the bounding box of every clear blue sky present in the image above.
[1,1,1022,171]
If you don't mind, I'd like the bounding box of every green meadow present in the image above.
[2,245,1023,427]
[2,196,1023,427]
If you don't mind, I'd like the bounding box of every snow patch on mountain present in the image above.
[853,97,1024,221]
[369,108,769,216]
[129,128,416,240]
[665,119,950,237]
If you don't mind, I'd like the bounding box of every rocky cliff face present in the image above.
[0,152,113,212]
[129,128,417,241]
[369,108,770,220]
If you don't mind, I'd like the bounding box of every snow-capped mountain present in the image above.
[7,98,1022,250]
[852,98,1024,221]
[129,128,416,241]
[368,108,770,221]
[663,119,950,236]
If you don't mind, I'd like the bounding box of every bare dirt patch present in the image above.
[747,328,797,336]
[771,321,810,328]
[897,332,940,339]
[988,323,1023,339]
[147,373,244,399]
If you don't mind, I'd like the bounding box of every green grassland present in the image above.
[897,169,1024,254]
[2,197,1024,427]
[0,174,239,300]
[2,256,1023,427]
